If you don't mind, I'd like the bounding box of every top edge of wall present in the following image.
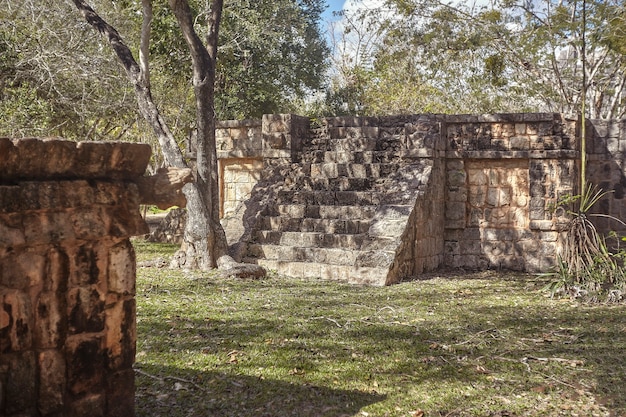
[0,138,151,182]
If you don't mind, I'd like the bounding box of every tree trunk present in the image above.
[168,0,228,270]
[73,0,229,270]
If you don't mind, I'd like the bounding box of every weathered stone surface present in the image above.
[67,287,105,334]
[67,392,105,417]
[1,138,145,417]
[35,292,64,349]
[65,334,105,396]
[1,139,150,182]
[136,167,193,210]
[105,299,136,370]
[38,350,66,415]
[108,240,136,295]
[3,351,37,415]
[106,369,135,417]
[1,290,33,352]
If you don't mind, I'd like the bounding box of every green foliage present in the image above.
[0,0,139,140]
[0,82,53,136]
[0,0,328,140]
[324,0,626,118]
[215,0,329,119]
[547,184,626,302]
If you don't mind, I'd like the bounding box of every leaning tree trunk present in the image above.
[73,0,229,270]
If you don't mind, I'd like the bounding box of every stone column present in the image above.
[261,114,310,163]
[0,138,151,417]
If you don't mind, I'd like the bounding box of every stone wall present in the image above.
[442,113,578,272]
[217,112,626,280]
[180,112,626,282]
[210,115,310,247]
[0,138,150,417]
[385,118,446,280]
[587,119,626,235]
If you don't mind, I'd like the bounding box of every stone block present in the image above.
[0,185,23,213]
[108,240,136,296]
[510,136,530,150]
[61,180,96,207]
[106,369,136,417]
[46,247,70,293]
[369,218,407,238]
[529,207,546,221]
[445,201,466,221]
[448,169,466,187]
[34,292,64,349]
[38,350,66,415]
[0,213,25,248]
[109,204,149,238]
[71,207,108,240]
[0,138,18,181]
[67,287,105,334]
[67,392,105,417]
[75,142,114,178]
[107,142,152,179]
[460,239,483,255]
[1,290,33,352]
[448,188,467,202]
[11,139,50,179]
[105,299,136,371]
[262,114,291,134]
[65,334,105,396]
[70,244,102,287]
[264,133,287,150]
[24,211,75,244]
[3,351,37,415]
[335,191,356,205]
[530,220,555,230]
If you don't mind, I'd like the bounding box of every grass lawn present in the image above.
[133,241,626,417]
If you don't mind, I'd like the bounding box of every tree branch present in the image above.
[140,0,153,88]
[72,0,186,168]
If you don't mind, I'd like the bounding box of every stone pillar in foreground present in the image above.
[0,138,151,417]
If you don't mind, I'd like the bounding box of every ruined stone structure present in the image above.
[215,113,625,286]
[1,114,624,415]
[0,138,151,417]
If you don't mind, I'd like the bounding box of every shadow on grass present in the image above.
[136,268,626,415]
[135,364,386,417]
[469,304,626,411]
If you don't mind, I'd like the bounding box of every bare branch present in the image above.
[72,0,186,168]
[140,0,153,88]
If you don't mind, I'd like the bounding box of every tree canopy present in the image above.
[0,0,329,141]
[320,0,626,119]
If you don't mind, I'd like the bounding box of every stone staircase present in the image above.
[237,116,444,285]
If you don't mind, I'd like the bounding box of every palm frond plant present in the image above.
[551,183,626,301]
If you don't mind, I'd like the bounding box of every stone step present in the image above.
[262,204,378,220]
[309,163,397,179]
[275,189,418,206]
[309,177,374,191]
[308,137,401,152]
[300,150,403,165]
[247,244,359,266]
[258,216,371,234]
[245,259,391,286]
[254,230,366,249]
[275,190,383,206]
[246,244,397,270]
